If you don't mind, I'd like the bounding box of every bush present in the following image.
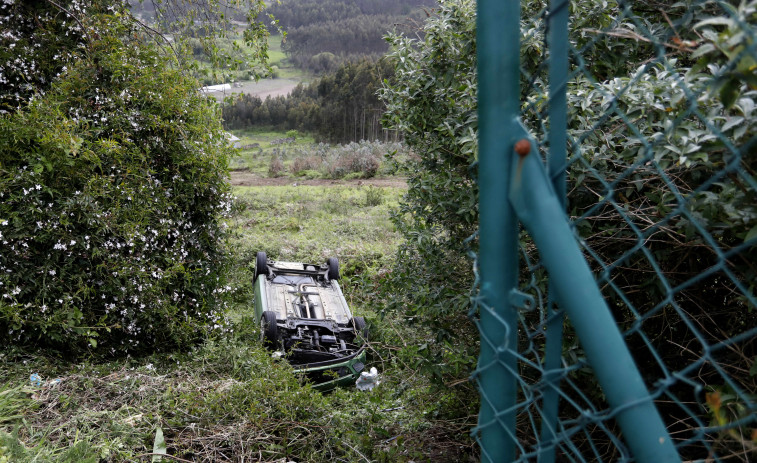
[364,185,385,206]
[268,156,285,177]
[325,141,382,178]
[0,15,233,354]
[290,155,322,175]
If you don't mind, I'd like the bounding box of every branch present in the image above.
[45,0,90,43]
[134,453,194,463]
[130,14,180,62]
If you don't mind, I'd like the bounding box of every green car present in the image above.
[252,252,367,391]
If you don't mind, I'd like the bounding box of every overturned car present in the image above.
[253,252,367,391]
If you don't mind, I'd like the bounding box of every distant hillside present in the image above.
[268,0,436,73]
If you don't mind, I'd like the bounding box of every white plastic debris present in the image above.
[355,367,380,391]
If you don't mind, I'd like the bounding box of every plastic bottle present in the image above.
[355,367,380,391]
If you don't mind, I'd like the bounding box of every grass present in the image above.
[0,182,477,462]
[229,129,318,173]
[233,128,317,148]
[227,185,402,292]
[228,131,416,181]
[266,34,287,67]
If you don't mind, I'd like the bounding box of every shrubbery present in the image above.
[264,140,410,179]
[379,0,756,403]
[0,14,234,354]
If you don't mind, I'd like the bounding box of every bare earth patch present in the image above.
[230,170,408,188]
[209,79,301,100]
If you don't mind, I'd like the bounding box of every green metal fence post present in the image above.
[539,0,569,460]
[508,131,681,462]
[475,0,522,460]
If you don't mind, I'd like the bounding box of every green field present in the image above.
[230,184,401,262]
[228,129,317,173]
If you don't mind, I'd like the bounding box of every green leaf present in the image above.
[152,427,167,462]
[719,78,740,109]
[745,224,757,245]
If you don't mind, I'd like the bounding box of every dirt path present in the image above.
[208,79,301,101]
[230,170,407,188]
[252,83,299,99]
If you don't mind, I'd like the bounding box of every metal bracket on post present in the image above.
[509,289,535,312]
[506,126,680,462]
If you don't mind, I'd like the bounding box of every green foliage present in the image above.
[378,0,479,383]
[365,185,385,206]
[228,185,402,265]
[0,431,98,463]
[129,0,278,81]
[0,0,95,111]
[0,178,478,462]
[0,13,233,353]
[567,63,756,241]
[690,0,757,107]
[379,0,757,399]
[0,385,34,425]
[0,0,276,113]
[257,140,409,179]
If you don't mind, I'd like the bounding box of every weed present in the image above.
[365,185,385,207]
[0,385,34,425]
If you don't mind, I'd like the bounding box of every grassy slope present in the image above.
[0,181,475,462]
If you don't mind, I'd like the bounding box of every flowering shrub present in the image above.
[0,14,234,353]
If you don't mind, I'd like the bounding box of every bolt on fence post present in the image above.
[475,0,522,461]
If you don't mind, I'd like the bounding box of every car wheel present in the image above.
[260,311,278,348]
[351,316,367,340]
[254,251,268,282]
[326,257,339,280]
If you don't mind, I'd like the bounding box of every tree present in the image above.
[0,0,276,114]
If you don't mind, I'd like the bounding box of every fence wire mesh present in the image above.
[473,0,757,461]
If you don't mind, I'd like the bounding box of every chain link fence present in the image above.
[473,0,756,461]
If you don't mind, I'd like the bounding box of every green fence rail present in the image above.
[474,0,757,461]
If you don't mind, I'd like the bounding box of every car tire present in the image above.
[351,316,367,340]
[260,311,278,348]
[326,257,339,280]
[255,251,268,282]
